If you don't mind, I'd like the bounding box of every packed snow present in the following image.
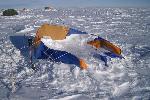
[0,8,150,100]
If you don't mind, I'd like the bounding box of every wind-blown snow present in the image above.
[0,8,150,100]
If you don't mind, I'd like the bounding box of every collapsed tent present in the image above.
[32,23,88,70]
[30,23,123,70]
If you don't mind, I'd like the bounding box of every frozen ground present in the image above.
[0,8,150,100]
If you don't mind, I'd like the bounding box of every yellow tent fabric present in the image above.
[87,40,102,49]
[87,39,121,55]
[33,23,69,47]
[102,40,121,55]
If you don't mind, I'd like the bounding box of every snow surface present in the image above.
[0,8,150,100]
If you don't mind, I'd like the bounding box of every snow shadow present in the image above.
[130,45,150,63]
[9,35,33,58]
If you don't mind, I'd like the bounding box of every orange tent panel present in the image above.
[33,23,69,46]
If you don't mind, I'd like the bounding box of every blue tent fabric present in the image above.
[93,51,124,67]
[104,52,123,59]
[94,36,105,41]
[99,55,108,67]
[67,28,88,36]
[34,42,80,67]
[93,53,108,67]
